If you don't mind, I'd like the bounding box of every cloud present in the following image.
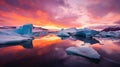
[4,0,20,6]
[115,20,120,24]
[87,0,120,17]
[0,0,120,28]
[0,0,69,27]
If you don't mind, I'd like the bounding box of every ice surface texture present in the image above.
[0,24,33,44]
[66,46,101,60]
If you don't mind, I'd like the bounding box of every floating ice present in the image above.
[74,28,99,38]
[66,46,101,60]
[95,31,120,38]
[14,24,33,36]
[0,35,31,44]
[0,24,33,45]
[57,28,77,37]
[57,28,99,38]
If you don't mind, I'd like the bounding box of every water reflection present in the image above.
[59,36,101,63]
[0,40,33,49]
[59,36,100,45]
[0,34,61,49]
[0,34,120,67]
[22,40,33,48]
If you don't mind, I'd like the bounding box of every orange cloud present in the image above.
[0,0,120,29]
[0,10,69,29]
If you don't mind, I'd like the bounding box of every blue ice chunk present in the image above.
[0,24,33,45]
[14,24,33,36]
[74,28,99,38]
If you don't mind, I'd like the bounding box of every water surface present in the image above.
[0,34,120,67]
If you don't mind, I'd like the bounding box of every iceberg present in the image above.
[66,47,101,60]
[57,28,77,37]
[14,24,33,37]
[0,34,32,44]
[0,24,33,45]
[57,27,99,38]
[74,28,99,38]
[95,31,120,38]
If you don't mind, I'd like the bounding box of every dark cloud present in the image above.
[4,0,20,6]
[4,0,36,10]
[109,0,120,13]
[0,4,11,12]
[0,0,66,16]
[87,0,120,17]
[87,2,110,17]
[1,0,65,11]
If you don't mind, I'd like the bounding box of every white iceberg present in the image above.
[66,46,101,60]
[0,24,33,44]
[57,27,77,37]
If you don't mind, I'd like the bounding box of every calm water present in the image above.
[0,34,120,67]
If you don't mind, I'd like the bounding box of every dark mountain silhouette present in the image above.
[102,26,120,32]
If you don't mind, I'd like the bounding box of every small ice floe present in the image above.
[66,46,101,60]
[57,28,77,37]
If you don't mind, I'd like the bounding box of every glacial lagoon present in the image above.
[0,34,120,67]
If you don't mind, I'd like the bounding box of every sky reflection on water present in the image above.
[0,34,120,67]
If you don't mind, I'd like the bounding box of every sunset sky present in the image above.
[0,0,120,29]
